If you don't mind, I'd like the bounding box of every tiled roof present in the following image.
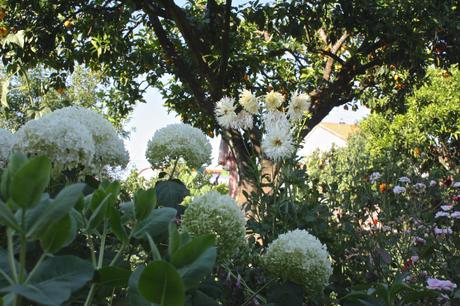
[318,122,359,140]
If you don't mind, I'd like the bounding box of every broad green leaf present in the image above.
[96,266,131,288]
[27,183,85,238]
[267,282,305,306]
[0,200,21,232]
[10,156,51,209]
[1,153,27,200]
[139,261,185,306]
[0,249,18,288]
[132,207,177,239]
[168,222,180,257]
[0,255,93,306]
[87,193,111,230]
[39,214,73,253]
[134,188,157,220]
[171,235,216,289]
[190,290,220,306]
[108,205,128,243]
[127,266,153,306]
[155,180,189,209]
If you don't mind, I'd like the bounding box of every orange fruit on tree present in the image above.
[63,19,72,29]
[0,26,8,38]
[56,87,65,94]
[0,8,6,21]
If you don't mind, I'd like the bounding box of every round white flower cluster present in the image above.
[146,123,212,169]
[0,128,15,168]
[214,90,311,162]
[14,107,129,174]
[264,229,333,294]
[181,190,247,262]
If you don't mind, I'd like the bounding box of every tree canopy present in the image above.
[1,0,459,176]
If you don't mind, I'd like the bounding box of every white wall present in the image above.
[298,126,346,157]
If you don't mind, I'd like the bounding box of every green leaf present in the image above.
[190,290,220,306]
[267,282,305,306]
[127,266,153,306]
[132,207,177,239]
[0,255,93,306]
[27,183,85,238]
[96,266,131,288]
[39,214,73,253]
[139,261,185,306]
[108,205,128,243]
[1,153,27,200]
[0,249,18,288]
[0,200,21,232]
[10,156,51,209]
[155,180,189,210]
[171,235,216,289]
[168,222,180,257]
[134,188,157,220]
[87,193,111,230]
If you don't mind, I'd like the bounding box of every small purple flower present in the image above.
[441,205,453,211]
[427,278,457,292]
[434,226,453,235]
[451,211,460,219]
[412,236,426,244]
[435,211,450,218]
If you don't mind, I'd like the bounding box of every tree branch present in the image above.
[217,0,232,95]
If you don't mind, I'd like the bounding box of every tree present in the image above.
[1,0,459,183]
[0,65,128,131]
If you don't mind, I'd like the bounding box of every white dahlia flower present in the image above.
[215,96,237,129]
[265,91,285,111]
[181,191,247,262]
[287,92,311,121]
[146,123,212,169]
[262,128,293,161]
[262,111,291,131]
[238,90,259,114]
[264,229,333,294]
[235,111,254,130]
[0,128,15,168]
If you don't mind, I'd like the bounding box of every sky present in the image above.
[124,87,370,172]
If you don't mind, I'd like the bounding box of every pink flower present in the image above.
[426,278,457,291]
[434,226,453,235]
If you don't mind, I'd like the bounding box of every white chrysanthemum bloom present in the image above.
[14,106,129,174]
[393,186,406,194]
[265,90,285,111]
[262,111,291,131]
[239,90,259,114]
[0,128,15,168]
[146,123,212,169]
[215,96,237,129]
[262,128,294,161]
[181,191,246,262]
[287,92,311,121]
[15,116,96,173]
[235,111,254,130]
[51,107,129,168]
[264,229,333,294]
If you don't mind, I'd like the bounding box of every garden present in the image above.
[0,1,459,306]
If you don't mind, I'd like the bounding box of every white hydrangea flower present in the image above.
[215,96,238,129]
[399,176,411,184]
[238,90,259,114]
[51,107,129,168]
[264,229,333,294]
[393,186,406,194]
[235,111,254,130]
[264,90,285,111]
[14,106,128,175]
[369,172,382,184]
[0,128,15,168]
[262,128,294,161]
[181,191,247,262]
[146,123,212,169]
[15,116,96,173]
[287,92,311,121]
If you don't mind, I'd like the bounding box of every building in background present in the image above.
[299,121,359,157]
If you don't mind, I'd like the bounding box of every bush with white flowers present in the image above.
[264,229,332,294]
[146,123,212,170]
[14,106,129,174]
[0,128,15,168]
[181,190,247,262]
